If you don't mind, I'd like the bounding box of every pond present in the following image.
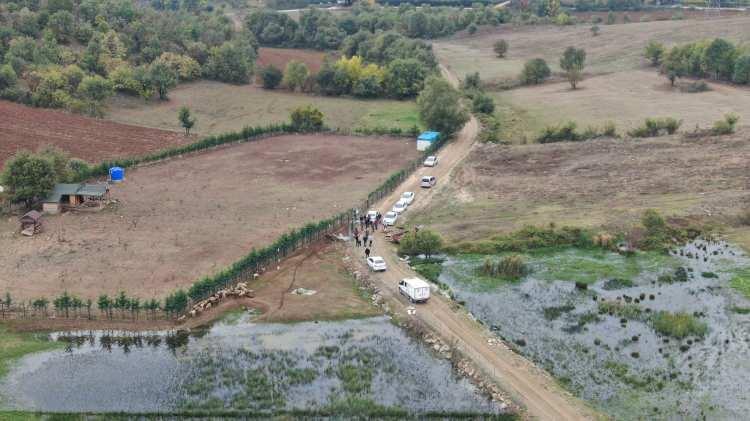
[440,240,750,420]
[0,314,507,416]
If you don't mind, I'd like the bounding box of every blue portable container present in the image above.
[109,167,125,183]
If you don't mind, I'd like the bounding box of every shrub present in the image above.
[260,65,283,89]
[520,58,551,85]
[650,311,707,339]
[598,301,643,320]
[644,41,665,66]
[472,93,495,114]
[290,105,324,132]
[711,113,739,135]
[467,23,478,34]
[733,55,750,84]
[479,255,528,279]
[555,13,573,26]
[560,47,586,89]
[606,11,616,24]
[590,25,600,36]
[679,80,710,93]
[627,117,681,138]
[538,121,579,143]
[493,39,508,58]
[398,229,444,258]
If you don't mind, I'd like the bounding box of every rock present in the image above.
[177,315,186,323]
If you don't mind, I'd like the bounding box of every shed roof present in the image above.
[44,183,109,203]
[418,131,440,142]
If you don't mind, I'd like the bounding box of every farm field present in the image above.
[411,130,750,243]
[106,81,420,135]
[0,100,190,167]
[0,134,419,301]
[256,47,330,75]
[492,70,750,141]
[435,16,750,85]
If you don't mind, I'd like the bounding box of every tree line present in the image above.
[646,38,750,86]
[0,0,256,114]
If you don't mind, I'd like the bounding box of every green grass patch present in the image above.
[730,306,750,314]
[0,327,61,380]
[356,102,421,132]
[411,259,444,283]
[543,304,575,321]
[602,278,635,290]
[598,301,644,320]
[729,268,750,299]
[650,311,707,339]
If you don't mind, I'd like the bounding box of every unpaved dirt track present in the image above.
[362,67,598,420]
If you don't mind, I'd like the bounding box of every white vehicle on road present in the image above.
[367,256,387,272]
[392,199,408,214]
[399,277,431,303]
[423,155,439,167]
[420,176,436,188]
[383,211,398,226]
[401,191,415,205]
[366,210,378,222]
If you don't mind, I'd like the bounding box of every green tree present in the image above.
[0,64,18,92]
[260,65,283,89]
[472,93,495,114]
[462,72,481,91]
[606,11,616,24]
[703,38,736,80]
[148,60,177,100]
[398,229,444,258]
[383,58,426,99]
[98,294,112,319]
[1,151,56,207]
[47,10,75,42]
[545,0,561,17]
[661,47,686,86]
[416,76,469,136]
[290,105,324,132]
[164,289,188,316]
[733,55,750,84]
[204,41,253,84]
[644,41,665,66]
[283,60,309,92]
[178,106,196,135]
[77,75,114,115]
[520,58,551,85]
[590,25,600,37]
[560,47,586,89]
[493,39,508,58]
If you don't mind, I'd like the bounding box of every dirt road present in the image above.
[361,68,598,420]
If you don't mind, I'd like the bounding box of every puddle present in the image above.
[0,315,504,415]
[440,240,750,420]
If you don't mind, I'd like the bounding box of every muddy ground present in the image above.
[0,134,418,301]
[414,130,750,242]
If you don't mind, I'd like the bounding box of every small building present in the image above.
[19,210,43,236]
[42,183,110,214]
[417,131,441,151]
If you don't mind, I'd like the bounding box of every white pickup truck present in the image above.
[398,278,431,303]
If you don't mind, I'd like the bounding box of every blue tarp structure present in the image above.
[418,131,441,142]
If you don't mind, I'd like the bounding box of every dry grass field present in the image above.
[492,70,750,142]
[0,134,419,301]
[435,16,750,85]
[411,130,750,244]
[256,47,330,75]
[106,81,419,135]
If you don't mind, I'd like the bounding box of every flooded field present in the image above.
[0,315,506,416]
[440,240,750,420]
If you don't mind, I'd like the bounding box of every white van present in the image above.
[398,278,431,303]
[420,176,436,188]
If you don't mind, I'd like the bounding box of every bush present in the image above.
[398,229,443,258]
[290,105,324,132]
[479,254,528,279]
[679,81,710,93]
[472,93,495,114]
[493,39,508,58]
[627,117,681,138]
[733,55,750,84]
[260,65,283,89]
[711,113,739,135]
[590,25,600,36]
[538,121,579,143]
[644,41,665,66]
[606,11,616,24]
[650,311,707,339]
[520,58,551,85]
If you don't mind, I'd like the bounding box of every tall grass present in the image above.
[479,254,528,279]
[650,311,707,339]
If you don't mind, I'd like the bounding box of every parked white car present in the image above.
[366,210,378,222]
[383,211,398,226]
[392,199,408,214]
[423,155,438,167]
[367,256,387,272]
[420,176,436,188]
[399,278,431,303]
[401,191,415,205]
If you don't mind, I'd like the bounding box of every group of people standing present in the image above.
[353,212,383,258]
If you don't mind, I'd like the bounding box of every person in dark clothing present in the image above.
[368,238,373,248]
[365,247,371,258]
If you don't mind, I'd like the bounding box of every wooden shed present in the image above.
[42,183,110,214]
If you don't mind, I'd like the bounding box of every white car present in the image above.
[366,210,378,222]
[420,176,436,188]
[401,191,415,205]
[392,199,408,214]
[383,211,398,226]
[424,156,438,167]
[367,256,387,272]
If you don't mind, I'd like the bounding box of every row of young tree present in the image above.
[0,0,257,114]
[3,290,186,319]
[645,38,750,86]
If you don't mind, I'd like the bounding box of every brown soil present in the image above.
[256,47,329,76]
[0,100,190,167]
[0,134,418,301]
[417,130,750,241]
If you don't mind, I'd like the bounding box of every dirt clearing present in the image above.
[435,16,750,85]
[0,100,189,167]
[106,81,419,136]
[413,130,750,242]
[493,70,750,141]
[0,134,419,301]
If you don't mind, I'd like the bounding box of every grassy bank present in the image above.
[0,327,60,380]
